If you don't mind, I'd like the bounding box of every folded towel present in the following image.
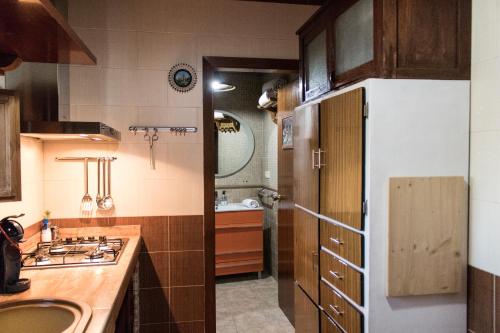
[242,199,260,209]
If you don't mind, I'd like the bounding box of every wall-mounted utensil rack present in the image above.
[55,157,117,161]
[128,126,198,134]
[128,126,197,170]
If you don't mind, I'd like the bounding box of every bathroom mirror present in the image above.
[214,110,255,178]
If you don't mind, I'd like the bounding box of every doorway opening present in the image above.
[202,57,299,333]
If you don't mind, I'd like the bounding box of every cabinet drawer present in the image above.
[321,311,343,333]
[320,281,362,333]
[320,221,363,267]
[320,250,363,306]
[215,211,263,227]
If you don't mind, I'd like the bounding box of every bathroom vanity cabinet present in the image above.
[297,0,471,101]
[215,210,264,276]
[293,79,469,333]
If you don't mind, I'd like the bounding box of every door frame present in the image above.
[202,56,299,333]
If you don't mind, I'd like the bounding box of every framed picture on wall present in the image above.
[282,116,293,149]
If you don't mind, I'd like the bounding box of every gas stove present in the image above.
[21,236,128,269]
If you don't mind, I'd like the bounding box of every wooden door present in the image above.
[0,90,20,201]
[294,207,319,303]
[295,285,319,333]
[319,88,364,230]
[293,103,319,212]
[277,81,300,325]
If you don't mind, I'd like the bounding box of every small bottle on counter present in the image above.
[41,210,52,243]
[220,191,228,206]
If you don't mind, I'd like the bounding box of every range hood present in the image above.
[5,61,121,142]
[1,0,120,142]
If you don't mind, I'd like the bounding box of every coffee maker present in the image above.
[0,214,30,294]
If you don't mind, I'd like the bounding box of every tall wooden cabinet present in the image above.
[293,79,469,333]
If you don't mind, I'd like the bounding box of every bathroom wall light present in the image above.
[211,81,236,92]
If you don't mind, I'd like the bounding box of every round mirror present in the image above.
[214,110,255,178]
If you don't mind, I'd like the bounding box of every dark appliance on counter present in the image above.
[0,214,30,294]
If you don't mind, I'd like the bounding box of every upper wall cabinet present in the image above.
[0,90,21,202]
[297,0,471,101]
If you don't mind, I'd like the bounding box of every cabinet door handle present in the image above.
[312,149,320,169]
[329,270,344,280]
[329,304,344,316]
[329,237,344,245]
[318,148,326,168]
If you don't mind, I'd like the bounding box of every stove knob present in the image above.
[99,236,107,242]
[77,236,84,241]
[65,237,73,243]
[87,236,95,241]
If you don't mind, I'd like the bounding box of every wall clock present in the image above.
[168,63,197,93]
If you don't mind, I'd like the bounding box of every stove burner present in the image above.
[35,254,50,263]
[85,249,105,260]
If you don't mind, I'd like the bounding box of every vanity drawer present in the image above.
[320,221,363,267]
[320,250,363,306]
[320,281,362,333]
[321,311,344,333]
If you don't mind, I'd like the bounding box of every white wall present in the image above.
[469,0,500,275]
[0,137,44,228]
[39,0,315,219]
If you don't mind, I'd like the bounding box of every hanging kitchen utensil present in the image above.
[96,158,105,209]
[80,158,93,214]
[144,128,159,170]
[102,158,114,210]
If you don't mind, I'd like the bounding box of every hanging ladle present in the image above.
[101,158,114,211]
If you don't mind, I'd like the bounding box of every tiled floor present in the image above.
[216,275,294,333]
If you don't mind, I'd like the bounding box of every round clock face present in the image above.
[168,64,197,93]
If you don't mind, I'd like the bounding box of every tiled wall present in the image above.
[470,0,500,275]
[0,137,44,228]
[51,215,205,332]
[468,266,500,333]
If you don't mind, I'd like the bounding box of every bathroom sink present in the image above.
[215,203,263,212]
[0,298,92,333]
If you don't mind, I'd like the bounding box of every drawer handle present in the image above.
[329,304,344,316]
[329,270,344,280]
[329,237,344,245]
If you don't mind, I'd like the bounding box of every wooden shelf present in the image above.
[0,0,97,65]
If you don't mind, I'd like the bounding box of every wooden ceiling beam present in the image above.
[238,0,324,6]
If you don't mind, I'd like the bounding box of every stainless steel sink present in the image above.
[0,298,92,333]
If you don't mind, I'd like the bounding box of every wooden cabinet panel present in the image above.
[320,281,362,333]
[321,311,344,333]
[320,221,363,268]
[385,0,471,79]
[320,88,364,230]
[388,177,467,296]
[0,90,20,201]
[215,211,263,276]
[277,81,300,325]
[294,103,319,212]
[295,285,320,333]
[320,250,363,305]
[294,207,319,303]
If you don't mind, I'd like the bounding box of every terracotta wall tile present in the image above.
[170,251,204,287]
[170,321,205,333]
[139,252,170,289]
[140,322,170,333]
[169,216,203,251]
[139,287,171,324]
[140,216,169,252]
[170,286,205,322]
[468,266,494,333]
[496,276,500,333]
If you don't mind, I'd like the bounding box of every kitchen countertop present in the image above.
[0,225,141,333]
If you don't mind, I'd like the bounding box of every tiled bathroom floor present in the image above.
[216,275,295,333]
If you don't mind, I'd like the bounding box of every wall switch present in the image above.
[264,171,271,179]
